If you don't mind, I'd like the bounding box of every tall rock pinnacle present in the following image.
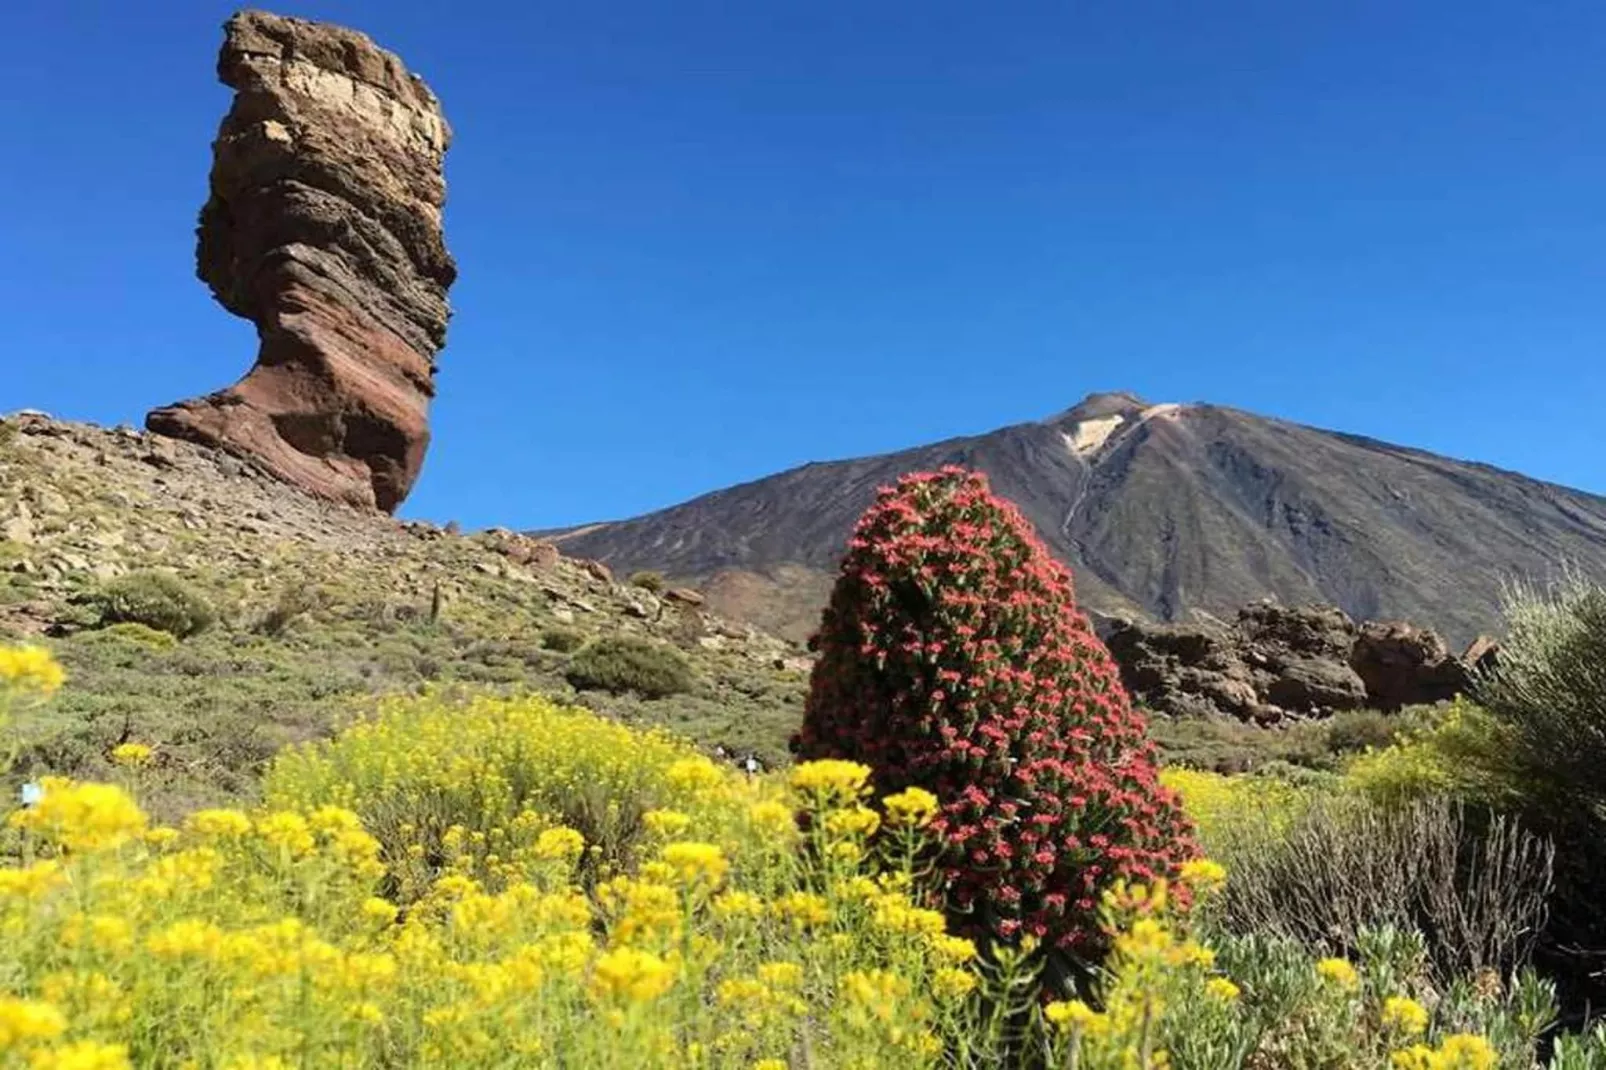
[147,9,456,512]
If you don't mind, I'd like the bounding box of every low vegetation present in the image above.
[566,636,696,699]
[90,570,216,639]
[628,570,667,594]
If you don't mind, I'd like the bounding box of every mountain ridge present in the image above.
[541,392,1606,647]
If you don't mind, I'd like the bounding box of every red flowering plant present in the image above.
[793,466,1195,975]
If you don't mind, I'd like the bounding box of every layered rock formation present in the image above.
[1099,600,1493,723]
[147,10,455,512]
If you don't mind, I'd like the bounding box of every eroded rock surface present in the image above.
[1102,600,1480,722]
[147,10,455,512]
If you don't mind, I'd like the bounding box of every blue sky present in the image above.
[3,1,1603,529]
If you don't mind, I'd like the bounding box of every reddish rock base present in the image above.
[149,272,431,513]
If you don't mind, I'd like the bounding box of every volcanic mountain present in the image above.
[542,393,1606,647]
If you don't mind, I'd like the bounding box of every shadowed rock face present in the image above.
[147,9,455,512]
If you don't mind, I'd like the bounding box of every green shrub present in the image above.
[627,570,666,593]
[1474,572,1606,814]
[0,420,15,451]
[1210,793,1554,982]
[1323,708,1403,755]
[98,622,180,650]
[565,635,694,698]
[93,570,215,639]
[540,626,586,653]
[1460,573,1606,1018]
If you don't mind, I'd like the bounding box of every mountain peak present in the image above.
[1051,391,1151,424]
[1047,391,1190,457]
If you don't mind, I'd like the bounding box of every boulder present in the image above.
[579,559,614,585]
[1104,617,1259,719]
[489,533,561,571]
[1235,600,1357,662]
[147,11,455,513]
[1350,619,1470,710]
[1263,655,1368,713]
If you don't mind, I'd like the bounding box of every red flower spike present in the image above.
[792,467,1196,961]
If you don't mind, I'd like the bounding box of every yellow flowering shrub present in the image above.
[264,692,763,897]
[1159,766,1314,850]
[0,693,1007,1068]
[1343,698,1522,808]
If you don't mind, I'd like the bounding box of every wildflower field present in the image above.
[0,671,1599,1066]
[4,467,1606,1067]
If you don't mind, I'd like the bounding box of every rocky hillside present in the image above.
[0,412,809,817]
[544,392,1606,647]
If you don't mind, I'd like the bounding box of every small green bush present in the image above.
[93,570,215,639]
[1323,708,1403,755]
[627,570,666,593]
[1150,715,1338,774]
[1474,571,1606,813]
[0,420,16,450]
[98,622,180,650]
[565,635,694,699]
[540,626,586,653]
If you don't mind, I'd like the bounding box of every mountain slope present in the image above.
[542,393,1606,646]
[0,413,809,817]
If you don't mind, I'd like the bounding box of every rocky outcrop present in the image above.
[1102,600,1479,723]
[147,10,455,513]
[1350,620,1471,710]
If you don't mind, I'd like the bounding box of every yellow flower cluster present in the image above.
[1382,994,1431,1036]
[789,758,872,802]
[1392,1034,1499,1070]
[882,786,939,827]
[108,743,152,768]
[0,644,65,699]
[1316,956,1361,989]
[9,778,147,853]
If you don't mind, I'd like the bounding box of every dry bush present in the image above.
[1214,793,1554,981]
